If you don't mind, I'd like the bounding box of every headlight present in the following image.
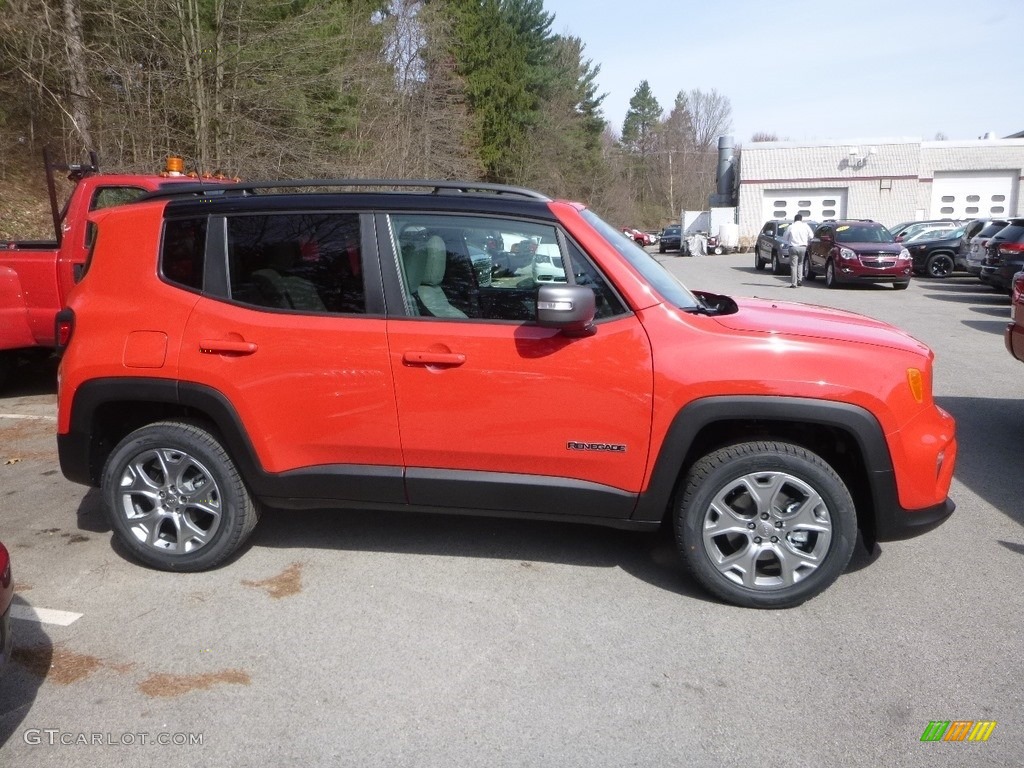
[839,247,856,260]
[898,248,911,260]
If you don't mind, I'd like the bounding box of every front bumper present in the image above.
[0,601,11,672]
[874,497,955,541]
[1006,321,1024,363]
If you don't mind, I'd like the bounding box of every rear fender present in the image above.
[0,267,35,350]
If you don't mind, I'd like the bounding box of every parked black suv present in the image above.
[980,218,1024,294]
[906,224,970,278]
[658,225,681,253]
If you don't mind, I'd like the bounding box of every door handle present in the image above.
[200,339,258,355]
[402,351,466,366]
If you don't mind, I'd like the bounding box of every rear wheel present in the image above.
[713,245,725,255]
[754,250,766,270]
[926,253,954,278]
[102,420,261,571]
[676,441,857,609]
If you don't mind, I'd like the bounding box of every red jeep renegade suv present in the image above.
[56,180,956,608]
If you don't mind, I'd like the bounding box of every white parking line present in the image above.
[11,605,83,626]
[0,414,58,421]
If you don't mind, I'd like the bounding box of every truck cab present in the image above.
[0,153,232,388]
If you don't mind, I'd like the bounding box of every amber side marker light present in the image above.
[907,368,924,403]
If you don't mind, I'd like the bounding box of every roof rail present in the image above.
[139,178,551,203]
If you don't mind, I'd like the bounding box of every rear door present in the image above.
[176,210,404,500]
[808,223,834,272]
[381,211,654,518]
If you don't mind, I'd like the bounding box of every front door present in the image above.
[383,212,654,518]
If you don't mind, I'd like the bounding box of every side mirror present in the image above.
[537,284,596,336]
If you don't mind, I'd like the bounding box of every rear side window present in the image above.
[226,213,365,314]
[976,221,1008,238]
[993,224,1024,242]
[91,186,147,211]
[161,218,207,291]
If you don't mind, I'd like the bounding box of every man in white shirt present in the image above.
[783,214,814,288]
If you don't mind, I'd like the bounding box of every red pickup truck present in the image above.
[0,151,223,389]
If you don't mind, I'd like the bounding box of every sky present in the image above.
[543,0,1024,143]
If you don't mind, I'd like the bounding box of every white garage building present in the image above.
[735,137,1024,240]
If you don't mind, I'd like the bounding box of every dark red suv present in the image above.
[806,220,913,289]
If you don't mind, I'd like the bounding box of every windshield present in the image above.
[835,224,895,243]
[581,209,700,310]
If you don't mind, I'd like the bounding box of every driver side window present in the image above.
[388,213,626,322]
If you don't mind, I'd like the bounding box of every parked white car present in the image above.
[532,245,566,282]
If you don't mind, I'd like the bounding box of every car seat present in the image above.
[416,236,467,318]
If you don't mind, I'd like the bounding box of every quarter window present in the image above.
[226,213,365,313]
[161,218,207,292]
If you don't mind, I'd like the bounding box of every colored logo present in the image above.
[920,721,996,742]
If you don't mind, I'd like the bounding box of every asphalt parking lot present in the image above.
[1,251,1022,767]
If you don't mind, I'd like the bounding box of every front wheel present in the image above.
[825,259,838,288]
[771,251,781,275]
[101,420,261,571]
[675,441,857,609]
[713,245,724,255]
[926,253,954,278]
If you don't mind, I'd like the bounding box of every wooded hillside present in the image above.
[0,0,733,237]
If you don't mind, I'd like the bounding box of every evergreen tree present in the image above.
[620,80,661,215]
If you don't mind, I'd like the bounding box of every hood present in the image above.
[712,296,929,355]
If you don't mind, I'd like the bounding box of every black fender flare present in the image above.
[631,396,896,531]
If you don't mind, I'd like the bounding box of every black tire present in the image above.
[926,253,954,278]
[754,250,766,271]
[0,353,11,391]
[893,281,910,290]
[675,441,857,609]
[659,245,665,254]
[101,420,261,571]
[825,259,838,288]
[802,255,811,282]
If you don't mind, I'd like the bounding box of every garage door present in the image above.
[930,171,1018,219]
[762,189,848,222]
